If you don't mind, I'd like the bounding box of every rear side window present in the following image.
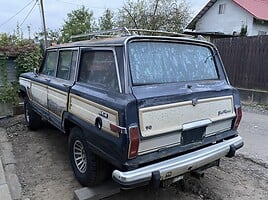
[57,50,77,80]
[129,42,219,85]
[41,51,58,76]
[78,50,119,92]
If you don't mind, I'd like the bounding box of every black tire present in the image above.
[24,98,42,130]
[68,127,110,186]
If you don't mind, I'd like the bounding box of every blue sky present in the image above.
[0,0,209,37]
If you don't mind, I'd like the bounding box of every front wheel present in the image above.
[68,127,109,186]
[24,98,42,130]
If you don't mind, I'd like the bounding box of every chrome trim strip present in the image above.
[112,136,243,186]
[182,119,212,131]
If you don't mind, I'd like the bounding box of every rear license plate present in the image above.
[181,127,205,145]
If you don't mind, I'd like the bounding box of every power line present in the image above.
[20,0,38,26]
[0,0,35,28]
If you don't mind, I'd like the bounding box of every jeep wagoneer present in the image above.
[19,30,243,188]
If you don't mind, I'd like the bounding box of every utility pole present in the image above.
[27,25,31,40]
[39,0,48,49]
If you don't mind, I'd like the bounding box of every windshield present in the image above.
[128,41,218,85]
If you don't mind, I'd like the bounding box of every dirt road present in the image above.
[1,106,268,200]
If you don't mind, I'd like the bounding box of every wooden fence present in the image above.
[212,36,268,91]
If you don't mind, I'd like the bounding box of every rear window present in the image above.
[128,42,218,85]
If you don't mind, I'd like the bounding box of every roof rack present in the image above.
[70,27,131,41]
[70,27,191,42]
[127,29,190,37]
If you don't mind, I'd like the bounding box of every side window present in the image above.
[57,50,77,80]
[78,50,119,92]
[218,4,226,14]
[41,51,58,76]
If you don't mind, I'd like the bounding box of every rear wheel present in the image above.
[68,127,110,186]
[24,98,41,130]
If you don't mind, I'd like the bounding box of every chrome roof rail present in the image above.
[70,27,131,41]
[70,27,192,42]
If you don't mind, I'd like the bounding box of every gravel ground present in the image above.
[0,105,268,200]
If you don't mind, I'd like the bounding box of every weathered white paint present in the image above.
[205,119,232,137]
[30,82,47,108]
[47,86,68,117]
[69,94,119,136]
[138,132,181,155]
[138,118,233,155]
[194,0,267,36]
[139,96,235,137]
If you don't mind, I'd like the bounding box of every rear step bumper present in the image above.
[112,135,243,188]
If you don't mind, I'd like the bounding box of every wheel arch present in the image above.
[19,85,28,99]
[62,112,82,135]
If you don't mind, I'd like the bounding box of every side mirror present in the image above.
[33,68,39,77]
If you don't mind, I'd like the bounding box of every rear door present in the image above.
[47,49,78,129]
[128,40,237,154]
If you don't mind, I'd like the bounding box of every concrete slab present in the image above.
[0,128,8,143]
[0,128,21,200]
[6,171,22,200]
[0,159,6,185]
[0,184,12,200]
[1,142,16,165]
[74,181,120,200]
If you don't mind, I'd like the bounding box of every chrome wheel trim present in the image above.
[73,140,87,173]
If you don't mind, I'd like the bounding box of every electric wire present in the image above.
[20,0,38,26]
[0,0,35,28]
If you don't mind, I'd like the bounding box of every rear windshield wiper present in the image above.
[204,53,217,63]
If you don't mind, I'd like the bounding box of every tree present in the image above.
[60,6,95,43]
[116,0,190,33]
[35,29,60,45]
[99,9,114,31]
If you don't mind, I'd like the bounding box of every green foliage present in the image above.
[240,25,247,36]
[0,30,41,104]
[0,58,18,104]
[60,6,95,43]
[15,46,41,76]
[99,9,115,31]
[0,33,12,46]
[116,0,190,32]
[35,28,61,45]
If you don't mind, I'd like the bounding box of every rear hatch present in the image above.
[127,38,236,155]
[132,84,236,155]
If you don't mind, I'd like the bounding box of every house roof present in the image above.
[233,0,268,20]
[187,0,268,30]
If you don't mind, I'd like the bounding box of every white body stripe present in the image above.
[69,94,119,136]
[139,96,235,137]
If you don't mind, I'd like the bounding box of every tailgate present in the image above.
[137,95,235,154]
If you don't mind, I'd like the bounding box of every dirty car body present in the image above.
[19,35,243,188]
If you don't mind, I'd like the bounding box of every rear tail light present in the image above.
[233,106,242,130]
[128,126,140,159]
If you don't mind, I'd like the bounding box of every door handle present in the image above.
[45,78,51,82]
[63,84,70,87]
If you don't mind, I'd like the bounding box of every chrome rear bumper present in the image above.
[112,135,243,188]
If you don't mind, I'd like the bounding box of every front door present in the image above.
[30,50,59,119]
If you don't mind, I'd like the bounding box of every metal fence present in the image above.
[0,57,17,86]
[212,36,268,91]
